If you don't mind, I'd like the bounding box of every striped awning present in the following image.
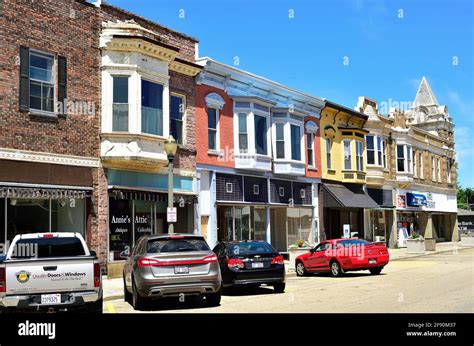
[0,186,89,199]
[109,188,197,204]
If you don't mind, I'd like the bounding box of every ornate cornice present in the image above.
[169,59,202,76]
[104,36,179,63]
[0,148,100,168]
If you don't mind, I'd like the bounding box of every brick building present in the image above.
[0,0,101,256]
[195,58,324,253]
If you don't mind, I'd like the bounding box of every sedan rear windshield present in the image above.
[10,237,86,258]
[228,242,275,257]
[147,238,210,253]
[338,239,369,247]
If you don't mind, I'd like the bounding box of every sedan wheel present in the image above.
[296,261,306,277]
[330,261,343,277]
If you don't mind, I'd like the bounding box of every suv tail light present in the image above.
[227,258,244,269]
[0,267,5,292]
[137,258,161,267]
[94,263,101,288]
[203,255,217,263]
[271,255,284,265]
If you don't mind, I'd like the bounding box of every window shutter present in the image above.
[19,46,30,111]
[58,55,67,113]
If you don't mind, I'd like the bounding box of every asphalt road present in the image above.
[104,248,474,313]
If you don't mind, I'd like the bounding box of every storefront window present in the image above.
[109,198,132,261]
[0,199,4,249]
[273,207,312,250]
[134,200,153,244]
[253,208,266,240]
[51,198,85,234]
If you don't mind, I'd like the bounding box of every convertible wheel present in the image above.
[369,267,383,275]
[296,261,307,277]
[330,260,343,277]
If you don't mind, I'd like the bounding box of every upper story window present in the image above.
[290,124,301,161]
[307,133,314,167]
[419,152,424,178]
[275,123,285,159]
[431,156,436,181]
[343,140,352,170]
[355,141,364,171]
[141,80,163,136]
[447,159,451,183]
[112,76,129,131]
[382,140,387,169]
[29,51,55,113]
[254,114,267,155]
[437,158,441,182]
[305,121,318,169]
[205,93,225,153]
[413,150,418,177]
[366,135,383,166]
[238,113,248,153]
[170,94,185,144]
[397,144,413,173]
[208,108,218,151]
[326,137,332,170]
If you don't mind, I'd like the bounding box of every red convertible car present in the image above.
[295,238,389,277]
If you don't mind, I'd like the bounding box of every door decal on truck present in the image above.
[16,271,31,283]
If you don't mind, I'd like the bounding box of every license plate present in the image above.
[251,262,264,268]
[41,294,61,305]
[369,259,377,264]
[174,266,189,274]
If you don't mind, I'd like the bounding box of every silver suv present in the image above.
[123,234,222,310]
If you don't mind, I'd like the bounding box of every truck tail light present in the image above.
[94,263,101,288]
[42,233,54,238]
[271,255,284,265]
[0,267,6,292]
[227,258,244,269]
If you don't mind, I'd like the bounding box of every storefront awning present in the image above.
[109,186,197,204]
[322,183,378,209]
[0,185,90,199]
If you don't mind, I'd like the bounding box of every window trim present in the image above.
[253,184,260,195]
[112,75,130,132]
[28,49,56,115]
[226,182,233,194]
[170,92,186,146]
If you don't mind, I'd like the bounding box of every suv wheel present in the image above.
[132,279,147,310]
[206,288,221,307]
[87,297,103,314]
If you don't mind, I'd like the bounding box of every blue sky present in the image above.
[108,0,474,187]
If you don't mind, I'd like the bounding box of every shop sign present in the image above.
[396,195,406,208]
[406,192,427,207]
[425,192,436,209]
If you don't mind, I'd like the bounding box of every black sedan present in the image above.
[212,240,285,293]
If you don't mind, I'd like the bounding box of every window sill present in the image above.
[308,166,318,172]
[327,169,336,174]
[208,150,221,156]
[28,110,58,119]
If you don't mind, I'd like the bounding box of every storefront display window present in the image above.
[109,199,133,261]
[134,200,154,244]
[271,207,313,252]
[217,205,266,242]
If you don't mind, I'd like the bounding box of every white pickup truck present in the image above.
[0,232,102,313]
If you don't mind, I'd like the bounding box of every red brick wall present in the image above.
[195,84,235,168]
[304,116,322,179]
[0,0,100,158]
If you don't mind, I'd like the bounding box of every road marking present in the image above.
[106,302,116,314]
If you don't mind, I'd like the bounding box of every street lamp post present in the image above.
[164,135,178,234]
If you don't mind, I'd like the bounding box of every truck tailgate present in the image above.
[5,258,95,295]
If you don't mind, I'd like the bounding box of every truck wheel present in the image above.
[273,282,286,293]
[123,278,132,304]
[206,288,221,307]
[87,297,103,314]
[369,267,383,275]
[132,279,147,310]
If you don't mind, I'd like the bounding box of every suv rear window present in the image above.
[147,238,210,253]
[228,242,275,257]
[11,237,86,258]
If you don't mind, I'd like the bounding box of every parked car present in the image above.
[295,238,389,277]
[122,234,222,310]
[0,232,102,313]
[213,240,285,293]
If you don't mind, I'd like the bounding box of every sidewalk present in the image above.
[102,241,472,301]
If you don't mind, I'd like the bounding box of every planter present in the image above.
[460,235,474,247]
[288,247,312,270]
[406,239,425,254]
[424,238,436,251]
